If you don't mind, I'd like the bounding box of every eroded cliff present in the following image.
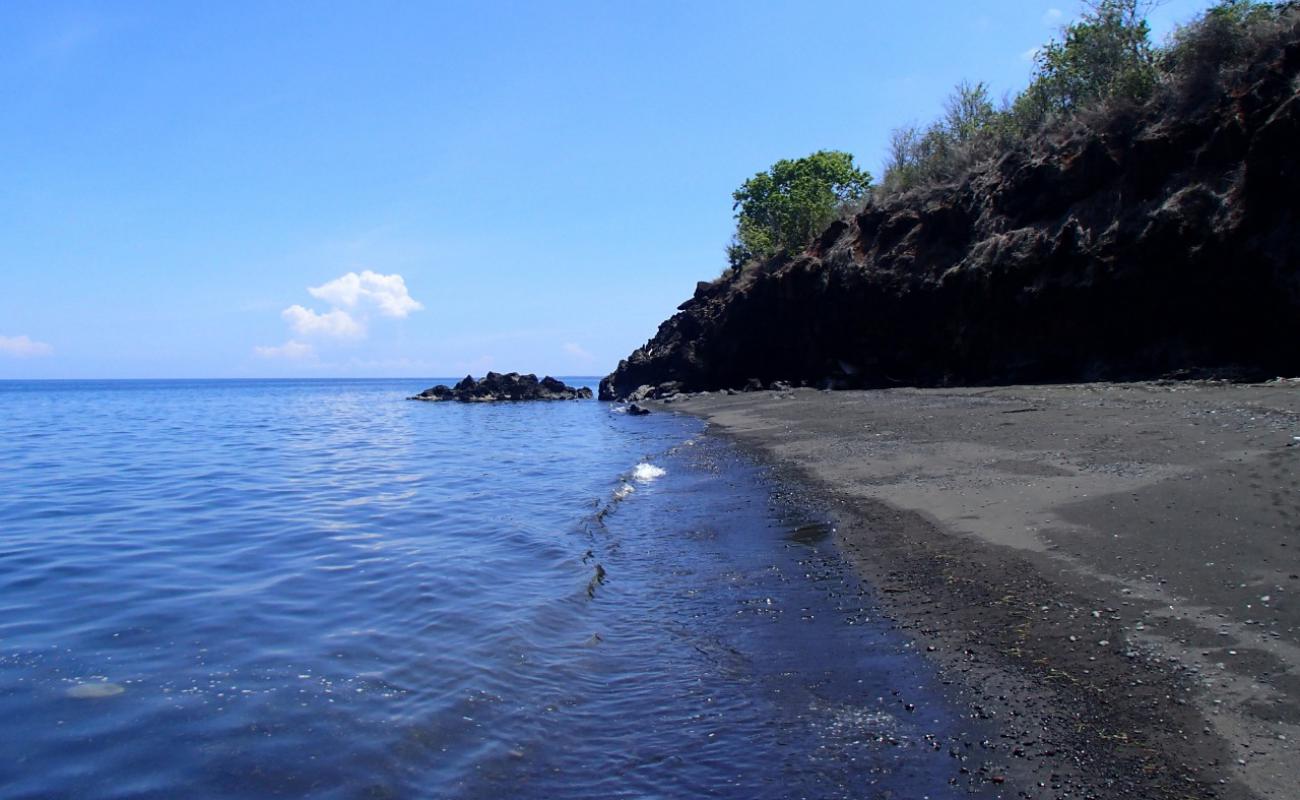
[601,17,1300,400]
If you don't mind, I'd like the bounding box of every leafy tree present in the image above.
[1025,0,1158,121]
[728,150,872,267]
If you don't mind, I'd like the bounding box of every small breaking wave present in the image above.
[631,463,665,482]
[590,462,666,528]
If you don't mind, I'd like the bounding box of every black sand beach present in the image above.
[666,381,1300,800]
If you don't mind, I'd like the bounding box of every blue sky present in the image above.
[1,0,1215,379]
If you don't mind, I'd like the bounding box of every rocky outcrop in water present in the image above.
[409,373,592,402]
[600,19,1300,400]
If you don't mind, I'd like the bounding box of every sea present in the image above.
[0,379,993,799]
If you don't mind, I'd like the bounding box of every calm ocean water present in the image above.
[0,380,990,799]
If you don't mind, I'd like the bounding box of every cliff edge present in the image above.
[602,16,1300,400]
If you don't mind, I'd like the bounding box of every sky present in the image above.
[1,0,1217,379]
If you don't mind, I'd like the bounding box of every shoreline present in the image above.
[665,381,1300,800]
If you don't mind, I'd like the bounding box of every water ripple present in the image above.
[0,379,990,799]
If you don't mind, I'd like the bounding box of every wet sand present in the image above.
[666,381,1300,800]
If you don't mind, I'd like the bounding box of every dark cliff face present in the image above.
[601,21,1300,401]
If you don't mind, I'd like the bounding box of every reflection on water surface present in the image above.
[0,379,991,798]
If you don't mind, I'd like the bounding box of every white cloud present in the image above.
[257,270,420,355]
[1021,45,1042,62]
[1043,8,1063,25]
[0,334,53,358]
[308,270,423,318]
[282,305,364,338]
[563,342,594,362]
[254,340,314,359]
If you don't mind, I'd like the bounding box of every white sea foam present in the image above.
[66,682,125,699]
[613,482,636,499]
[632,463,666,482]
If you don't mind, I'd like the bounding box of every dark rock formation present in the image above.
[409,372,592,402]
[600,19,1300,400]
[626,402,651,416]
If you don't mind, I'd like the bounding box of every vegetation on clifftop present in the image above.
[879,0,1292,196]
[727,1,1293,265]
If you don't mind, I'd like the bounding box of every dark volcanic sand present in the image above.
[664,381,1300,800]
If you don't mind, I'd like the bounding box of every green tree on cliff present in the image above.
[1014,0,1158,126]
[728,150,872,268]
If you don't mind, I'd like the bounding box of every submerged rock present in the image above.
[408,372,592,403]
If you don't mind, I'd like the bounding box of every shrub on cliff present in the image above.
[881,81,1004,194]
[879,0,1290,198]
[886,0,1159,197]
[1161,0,1291,91]
[727,150,872,268]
